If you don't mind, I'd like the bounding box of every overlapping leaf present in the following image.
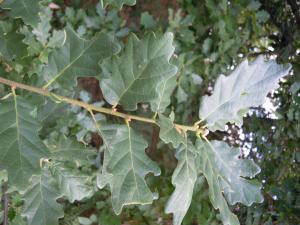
[199,56,292,131]
[49,135,96,161]
[2,0,42,27]
[100,32,177,110]
[165,137,197,225]
[151,75,177,113]
[196,139,263,225]
[42,26,120,89]
[52,164,93,203]
[157,114,185,148]
[97,124,161,214]
[101,0,136,9]
[0,24,27,60]
[22,170,63,225]
[0,96,49,189]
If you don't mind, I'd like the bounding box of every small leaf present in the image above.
[2,0,42,27]
[0,96,49,190]
[100,32,177,110]
[22,170,63,225]
[199,56,291,131]
[97,124,161,214]
[165,137,197,225]
[150,75,177,113]
[101,0,136,9]
[42,26,120,89]
[157,114,185,148]
[196,139,263,225]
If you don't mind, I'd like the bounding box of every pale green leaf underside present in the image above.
[101,0,136,8]
[199,56,292,131]
[97,125,161,214]
[22,170,63,225]
[52,165,93,203]
[0,96,49,189]
[165,137,197,225]
[100,32,178,110]
[196,139,263,225]
[2,0,41,26]
[43,26,120,89]
[157,114,185,148]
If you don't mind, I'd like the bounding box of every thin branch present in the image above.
[0,76,200,133]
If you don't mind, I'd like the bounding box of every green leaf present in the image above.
[140,12,157,29]
[32,7,52,45]
[0,23,27,60]
[165,137,197,225]
[97,124,161,214]
[22,170,63,225]
[52,164,93,203]
[42,26,120,89]
[199,56,292,131]
[100,32,178,110]
[2,0,42,27]
[196,139,263,225]
[101,0,136,9]
[150,75,177,113]
[49,136,96,161]
[157,114,185,148]
[0,96,49,189]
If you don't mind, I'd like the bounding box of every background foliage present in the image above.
[0,0,299,225]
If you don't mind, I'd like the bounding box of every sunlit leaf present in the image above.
[199,56,292,131]
[196,139,263,225]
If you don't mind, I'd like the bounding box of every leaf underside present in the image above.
[165,137,197,225]
[196,139,263,225]
[199,56,292,131]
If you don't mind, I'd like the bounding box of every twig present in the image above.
[0,76,202,133]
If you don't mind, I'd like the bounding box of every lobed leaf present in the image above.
[2,0,42,27]
[42,26,120,89]
[157,114,185,148]
[151,75,177,113]
[0,96,49,190]
[0,25,27,60]
[199,56,292,131]
[22,170,63,225]
[196,139,263,225]
[52,164,93,203]
[97,124,161,214]
[165,137,197,225]
[100,32,178,110]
